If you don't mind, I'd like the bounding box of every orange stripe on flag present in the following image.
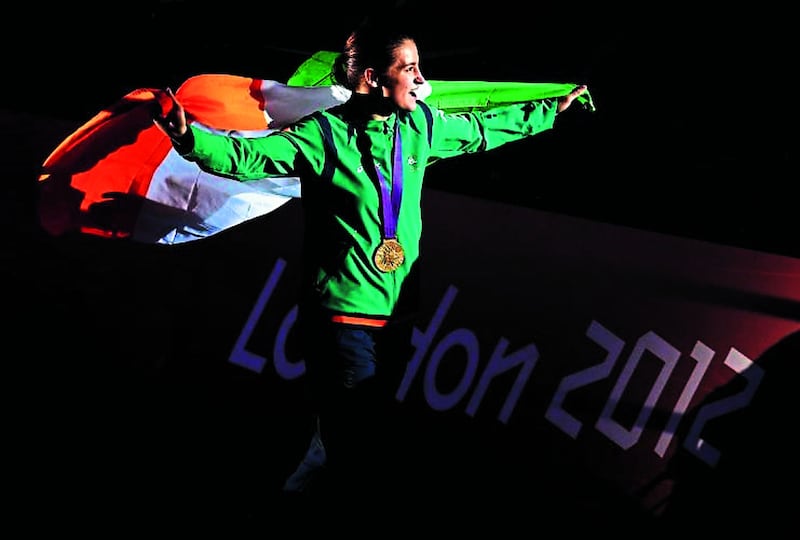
[39,89,167,238]
[176,75,269,131]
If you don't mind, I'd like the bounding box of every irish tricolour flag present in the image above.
[38,51,592,244]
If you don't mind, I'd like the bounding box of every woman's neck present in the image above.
[347,91,395,122]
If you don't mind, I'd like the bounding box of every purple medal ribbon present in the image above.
[373,121,403,239]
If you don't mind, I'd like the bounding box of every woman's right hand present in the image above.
[152,87,188,140]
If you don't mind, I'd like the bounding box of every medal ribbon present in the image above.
[373,121,403,240]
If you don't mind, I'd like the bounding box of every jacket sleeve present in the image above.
[426,99,559,161]
[179,121,327,182]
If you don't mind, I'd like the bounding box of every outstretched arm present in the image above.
[427,88,584,159]
[150,86,322,182]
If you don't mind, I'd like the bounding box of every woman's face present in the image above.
[381,39,426,111]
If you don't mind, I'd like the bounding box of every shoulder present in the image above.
[277,111,329,137]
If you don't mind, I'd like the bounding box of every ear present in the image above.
[364,68,380,88]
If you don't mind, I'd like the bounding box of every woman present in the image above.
[154,21,588,501]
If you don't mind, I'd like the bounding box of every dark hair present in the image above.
[332,22,415,90]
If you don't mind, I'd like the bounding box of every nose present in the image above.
[414,68,425,84]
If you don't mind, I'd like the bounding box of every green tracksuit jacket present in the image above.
[179,98,559,320]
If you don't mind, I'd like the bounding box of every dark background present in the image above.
[5,1,797,534]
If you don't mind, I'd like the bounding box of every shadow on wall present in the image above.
[657,330,800,533]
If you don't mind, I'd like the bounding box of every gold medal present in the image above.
[374,238,405,272]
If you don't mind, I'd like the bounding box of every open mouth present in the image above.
[413,82,432,101]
